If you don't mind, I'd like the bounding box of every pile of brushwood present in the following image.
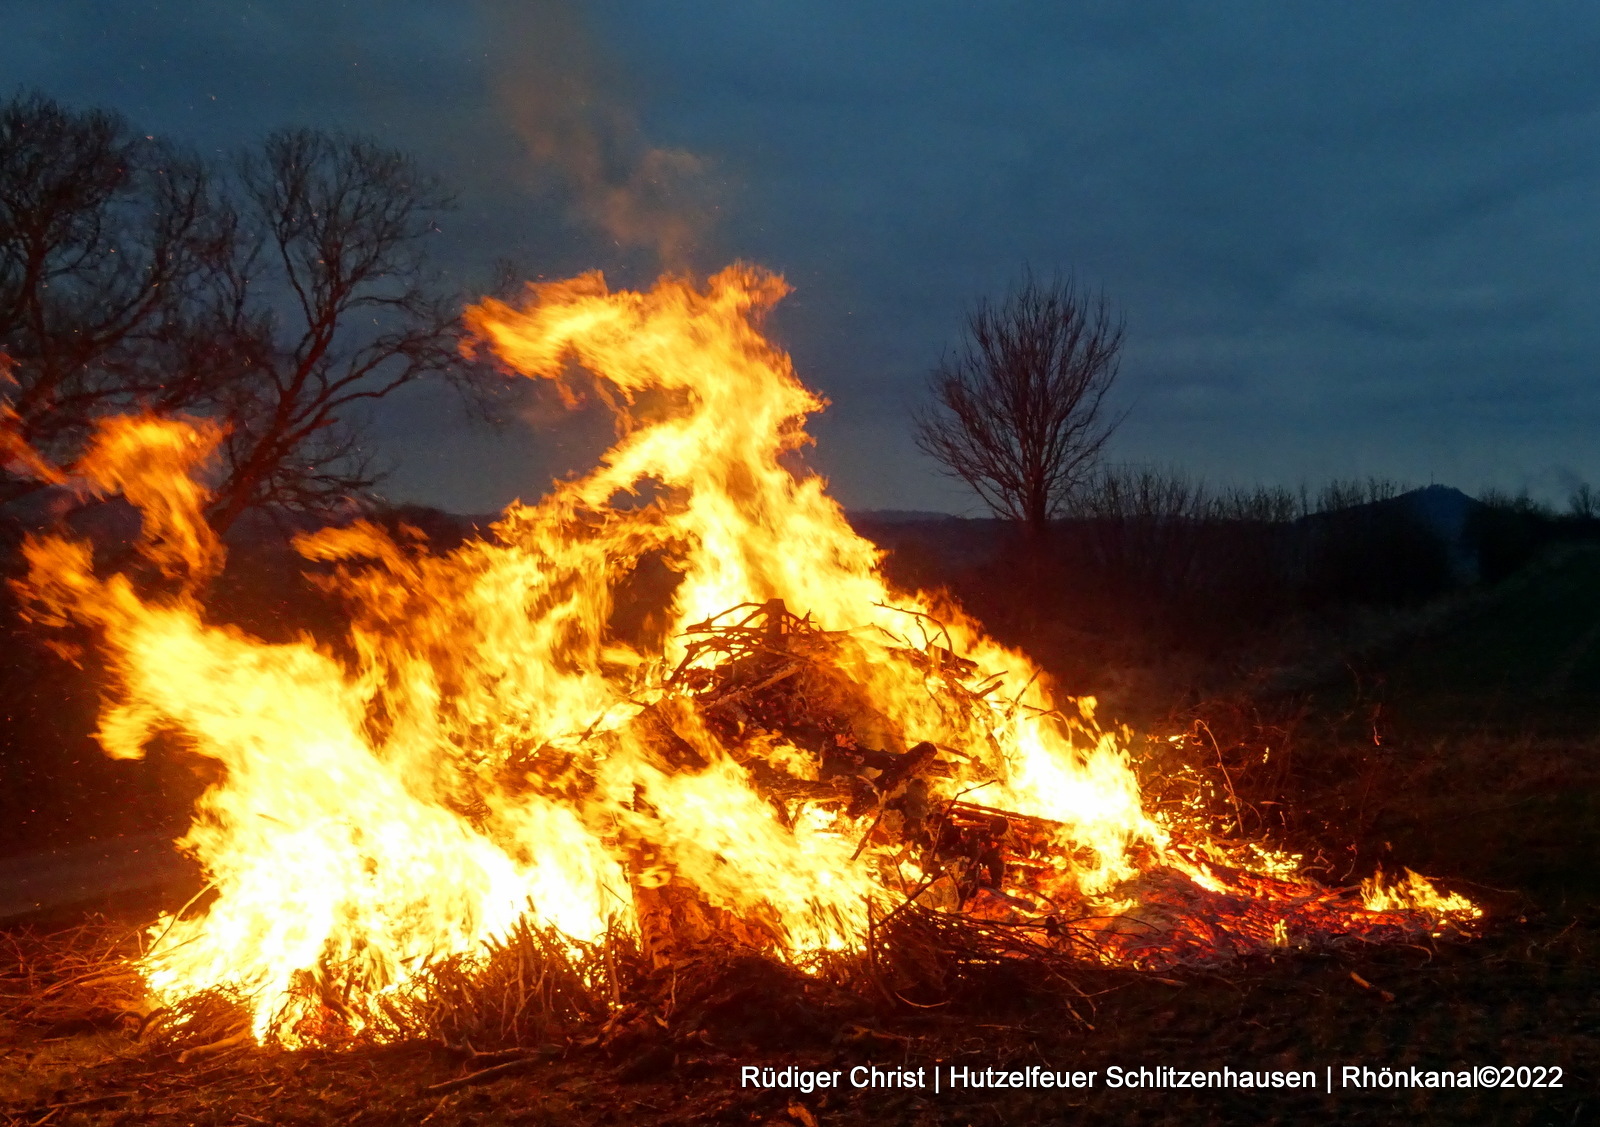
[8,600,1479,1058]
[4,699,1593,1124]
[649,599,1079,936]
[626,600,1472,974]
[619,599,1321,977]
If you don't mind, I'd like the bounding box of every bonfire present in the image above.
[11,265,1478,1052]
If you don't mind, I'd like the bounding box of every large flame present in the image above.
[15,265,1476,1045]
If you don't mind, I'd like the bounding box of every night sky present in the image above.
[7,1,1600,515]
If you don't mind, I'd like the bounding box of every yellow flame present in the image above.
[1361,868,1481,919]
[14,265,1476,1043]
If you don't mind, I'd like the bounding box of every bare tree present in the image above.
[198,128,486,533]
[914,272,1125,540]
[0,93,225,500]
[0,94,499,532]
[1569,483,1598,520]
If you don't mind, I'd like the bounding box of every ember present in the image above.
[13,265,1478,1048]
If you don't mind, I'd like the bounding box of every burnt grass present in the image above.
[2,540,1599,1124]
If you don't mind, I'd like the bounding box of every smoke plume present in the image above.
[480,0,719,269]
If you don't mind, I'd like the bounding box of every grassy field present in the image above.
[1294,546,1600,909]
[1,550,1596,1125]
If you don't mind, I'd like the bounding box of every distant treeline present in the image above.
[862,469,1600,653]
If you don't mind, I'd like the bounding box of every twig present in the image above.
[1195,719,1245,832]
[849,807,886,862]
[1348,971,1395,1003]
[424,1055,539,1093]
[23,1091,135,1116]
[701,661,805,713]
[177,1030,251,1063]
[147,881,218,954]
[870,601,956,655]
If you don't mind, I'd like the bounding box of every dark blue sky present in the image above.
[7,1,1600,513]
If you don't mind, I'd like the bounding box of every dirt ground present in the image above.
[1,904,1591,1126]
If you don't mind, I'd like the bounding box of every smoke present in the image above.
[480,0,719,270]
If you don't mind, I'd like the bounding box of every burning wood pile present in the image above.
[640,597,1476,972]
[7,265,1479,1054]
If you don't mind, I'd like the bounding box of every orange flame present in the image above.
[15,265,1477,1045]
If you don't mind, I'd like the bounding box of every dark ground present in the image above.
[2,544,1598,1125]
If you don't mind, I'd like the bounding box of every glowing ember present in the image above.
[14,265,1478,1046]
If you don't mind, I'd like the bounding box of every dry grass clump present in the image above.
[866,900,1102,1025]
[378,917,644,1050]
[0,915,148,1035]
[139,986,254,1060]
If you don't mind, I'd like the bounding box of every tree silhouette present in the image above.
[0,93,498,531]
[0,93,224,496]
[199,128,487,533]
[915,272,1125,540]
